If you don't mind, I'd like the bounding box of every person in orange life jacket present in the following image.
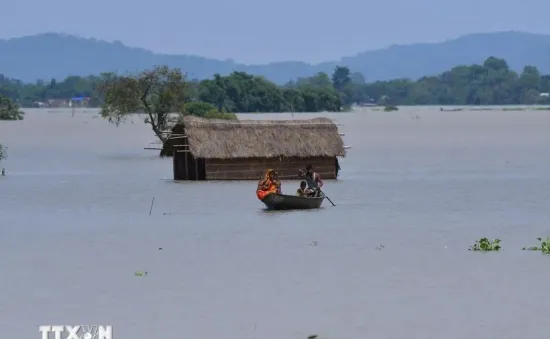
[256,169,281,200]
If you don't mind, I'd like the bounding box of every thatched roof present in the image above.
[166,116,346,159]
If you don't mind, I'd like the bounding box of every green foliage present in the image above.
[0,94,24,120]
[183,101,237,120]
[0,74,102,107]
[469,238,501,252]
[0,144,5,161]
[97,66,189,142]
[197,71,341,112]
[4,56,550,111]
[384,105,399,112]
[522,237,550,254]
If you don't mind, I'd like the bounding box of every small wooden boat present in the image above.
[261,193,325,210]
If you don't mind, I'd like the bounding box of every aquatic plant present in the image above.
[469,238,501,251]
[134,271,148,276]
[0,144,5,161]
[384,105,398,112]
[522,237,550,254]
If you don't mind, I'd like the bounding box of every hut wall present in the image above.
[173,150,206,180]
[204,156,337,180]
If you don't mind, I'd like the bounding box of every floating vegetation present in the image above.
[522,237,550,254]
[469,238,501,251]
[384,105,398,112]
[134,271,148,276]
[375,244,385,250]
[0,144,6,161]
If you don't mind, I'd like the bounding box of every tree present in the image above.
[0,94,24,120]
[5,56,550,108]
[182,101,237,120]
[97,66,190,143]
[350,72,366,85]
[331,66,351,92]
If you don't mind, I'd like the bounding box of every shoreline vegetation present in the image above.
[1,57,550,114]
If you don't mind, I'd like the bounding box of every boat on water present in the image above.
[261,193,325,210]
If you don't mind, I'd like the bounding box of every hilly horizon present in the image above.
[2,31,550,84]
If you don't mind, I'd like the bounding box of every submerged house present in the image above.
[164,116,347,181]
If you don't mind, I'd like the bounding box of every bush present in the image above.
[183,101,238,120]
[0,94,24,120]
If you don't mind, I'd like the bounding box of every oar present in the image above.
[319,190,335,206]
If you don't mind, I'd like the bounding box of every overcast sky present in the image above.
[2,0,548,64]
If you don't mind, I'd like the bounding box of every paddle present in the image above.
[319,189,336,206]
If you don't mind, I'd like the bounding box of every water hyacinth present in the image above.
[522,237,550,254]
[469,238,501,251]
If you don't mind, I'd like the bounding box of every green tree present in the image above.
[350,72,366,85]
[332,66,351,92]
[4,56,550,108]
[182,101,237,120]
[331,66,354,107]
[97,66,190,143]
[297,72,333,89]
[0,93,24,120]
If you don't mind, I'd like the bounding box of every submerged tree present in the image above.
[97,66,191,143]
[0,94,24,120]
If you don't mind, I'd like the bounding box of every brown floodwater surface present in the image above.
[0,107,549,339]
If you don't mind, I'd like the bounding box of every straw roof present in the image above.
[167,116,346,159]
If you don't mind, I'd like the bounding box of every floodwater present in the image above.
[1,107,549,339]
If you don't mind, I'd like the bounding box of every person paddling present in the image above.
[299,164,323,197]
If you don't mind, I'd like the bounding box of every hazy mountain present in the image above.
[1,31,550,84]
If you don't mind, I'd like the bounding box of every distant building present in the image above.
[47,99,70,108]
[70,96,91,107]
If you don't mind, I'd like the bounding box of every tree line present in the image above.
[2,56,550,111]
[0,69,344,112]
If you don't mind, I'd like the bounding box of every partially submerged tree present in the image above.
[0,94,25,120]
[97,66,191,143]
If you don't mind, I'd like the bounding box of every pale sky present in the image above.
[2,0,549,64]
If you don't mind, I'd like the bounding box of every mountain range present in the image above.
[1,31,550,84]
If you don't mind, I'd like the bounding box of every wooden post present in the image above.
[184,151,188,180]
[172,150,177,180]
[195,158,198,180]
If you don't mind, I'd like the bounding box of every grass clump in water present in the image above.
[0,144,5,161]
[522,237,550,254]
[469,238,501,251]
